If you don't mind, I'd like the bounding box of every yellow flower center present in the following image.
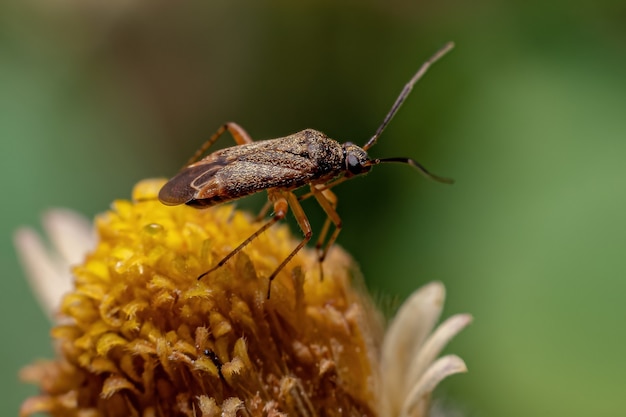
[21,179,383,417]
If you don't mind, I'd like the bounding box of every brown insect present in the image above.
[159,42,455,298]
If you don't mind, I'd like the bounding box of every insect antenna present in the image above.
[370,157,455,184]
[362,42,455,152]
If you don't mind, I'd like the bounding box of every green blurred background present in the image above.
[2,1,625,416]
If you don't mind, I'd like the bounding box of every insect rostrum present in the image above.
[159,42,455,298]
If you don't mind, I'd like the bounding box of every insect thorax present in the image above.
[298,129,345,178]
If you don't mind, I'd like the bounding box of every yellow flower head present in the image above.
[17,179,470,417]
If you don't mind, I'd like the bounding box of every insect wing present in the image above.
[159,140,320,207]
[159,162,226,206]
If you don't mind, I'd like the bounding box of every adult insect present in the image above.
[159,42,455,298]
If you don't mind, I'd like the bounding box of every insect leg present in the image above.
[255,200,273,222]
[198,191,288,282]
[266,191,312,299]
[310,188,336,281]
[310,186,342,274]
[185,122,253,166]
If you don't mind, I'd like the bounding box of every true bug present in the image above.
[159,42,455,298]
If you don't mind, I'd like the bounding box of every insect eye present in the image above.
[346,154,363,175]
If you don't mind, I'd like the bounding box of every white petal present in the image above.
[14,228,72,319]
[405,314,472,391]
[400,355,467,417]
[381,282,446,417]
[14,209,94,320]
[43,209,95,265]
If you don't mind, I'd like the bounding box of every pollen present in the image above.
[19,179,384,417]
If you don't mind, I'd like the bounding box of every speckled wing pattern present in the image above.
[159,137,327,207]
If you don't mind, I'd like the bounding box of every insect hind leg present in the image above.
[197,190,287,283]
[198,189,312,300]
[186,122,253,167]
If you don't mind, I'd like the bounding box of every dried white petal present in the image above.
[381,282,445,416]
[406,314,472,391]
[400,355,467,417]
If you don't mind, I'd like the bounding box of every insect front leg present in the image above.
[265,190,312,299]
[310,186,342,280]
[185,122,253,167]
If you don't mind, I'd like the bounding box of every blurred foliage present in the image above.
[2,1,626,416]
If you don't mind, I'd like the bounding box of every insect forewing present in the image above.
[159,164,224,206]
